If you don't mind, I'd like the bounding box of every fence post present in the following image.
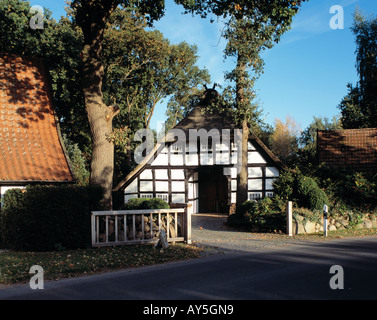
[184,204,192,244]
[91,213,95,247]
[286,201,293,236]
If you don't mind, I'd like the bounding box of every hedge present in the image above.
[0,185,103,251]
[122,197,170,210]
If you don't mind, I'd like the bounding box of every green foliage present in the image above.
[102,9,210,182]
[0,185,103,251]
[228,196,286,233]
[310,166,377,209]
[122,198,170,210]
[296,176,329,211]
[339,10,377,129]
[273,168,329,211]
[0,0,53,56]
[298,116,342,165]
[338,83,365,129]
[62,134,89,186]
[350,172,376,203]
[1,1,210,194]
[271,168,296,201]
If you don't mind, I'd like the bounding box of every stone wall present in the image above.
[292,214,377,235]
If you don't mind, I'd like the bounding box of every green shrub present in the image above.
[228,197,286,233]
[0,185,103,251]
[273,168,329,211]
[122,198,170,210]
[296,176,329,210]
[304,166,377,209]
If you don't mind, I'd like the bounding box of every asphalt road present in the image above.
[1,236,377,301]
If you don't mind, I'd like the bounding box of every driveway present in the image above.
[191,213,328,253]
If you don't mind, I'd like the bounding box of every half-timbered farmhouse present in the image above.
[0,53,75,204]
[113,89,285,215]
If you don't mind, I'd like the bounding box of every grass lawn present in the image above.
[0,243,203,286]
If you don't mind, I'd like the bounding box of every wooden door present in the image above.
[198,169,228,213]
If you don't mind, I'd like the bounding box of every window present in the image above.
[140,194,153,199]
[156,194,168,202]
[249,193,262,201]
[170,142,184,153]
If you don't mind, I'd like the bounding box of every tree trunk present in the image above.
[78,2,119,210]
[236,119,249,206]
[235,55,249,207]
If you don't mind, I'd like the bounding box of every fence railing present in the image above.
[91,208,191,247]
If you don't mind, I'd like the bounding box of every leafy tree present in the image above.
[101,8,210,182]
[102,10,209,132]
[2,0,208,209]
[339,9,377,129]
[177,0,307,204]
[298,116,342,166]
[0,0,52,56]
[72,0,210,209]
[270,116,301,164]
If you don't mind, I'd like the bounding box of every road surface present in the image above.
[1,236,377,301]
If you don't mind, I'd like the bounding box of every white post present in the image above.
[323,205,328,237]
[185,205,192,244]
[91,213,96,247]
[286,201,293,237]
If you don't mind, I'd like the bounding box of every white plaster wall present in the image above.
[171,169,185,180]
[248,152,267,164]
[171,181,185,192]
[248,179,263,190]
[140,169,153,180]
[155,169,168,180]
[155,181,169,192]
[248,167,263,178]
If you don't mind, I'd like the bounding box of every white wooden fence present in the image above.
[91,208,191,247]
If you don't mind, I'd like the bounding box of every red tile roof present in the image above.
[317,128,377,172]
[0,53,75,183]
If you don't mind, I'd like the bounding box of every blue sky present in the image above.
[31,0,377,132]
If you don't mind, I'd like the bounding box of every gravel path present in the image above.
[191,213,326,254]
